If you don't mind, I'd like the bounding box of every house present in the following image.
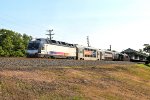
[122,48,147,62]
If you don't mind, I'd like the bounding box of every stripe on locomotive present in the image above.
[49,51,69,56]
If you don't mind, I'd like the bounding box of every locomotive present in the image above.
[26,38,130,61]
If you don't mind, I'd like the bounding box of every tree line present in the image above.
[0,29,32,57]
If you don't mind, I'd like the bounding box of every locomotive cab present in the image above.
[26,38,46,57]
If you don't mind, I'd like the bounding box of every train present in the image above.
[26,38,130,61]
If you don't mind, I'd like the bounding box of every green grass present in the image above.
[137,64,150,68]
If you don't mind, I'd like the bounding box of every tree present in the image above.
[0,29,32,57]
[139,49,143,53]
[0,46,5,56]
[143,44,150,55]
[22,34,32,49]
[143,44,150,64]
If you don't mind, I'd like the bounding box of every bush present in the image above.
[0,46,5,56]
[145,56,150,64]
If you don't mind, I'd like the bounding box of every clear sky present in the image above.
[0,0,150,51]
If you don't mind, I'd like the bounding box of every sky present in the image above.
[0,0,150,52]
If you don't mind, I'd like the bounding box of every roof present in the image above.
[122,48,148,57]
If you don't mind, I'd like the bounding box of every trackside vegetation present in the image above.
[0,29,32,57]
[1,64,150,100]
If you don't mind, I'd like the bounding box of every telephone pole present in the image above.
[110,45,111,51]
[87,36,90,47]
[46,29,54,41]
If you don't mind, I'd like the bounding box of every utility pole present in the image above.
[110,45,111,51]
[46,29,54,41]
[87,36,90,47]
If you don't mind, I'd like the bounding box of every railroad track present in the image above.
[0,57,135,68]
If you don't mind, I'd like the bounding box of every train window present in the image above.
[105,52,112,54]
[41,46,44,50]
[36,39,41,41]
[83,48,97,58]
[28,43,40,50]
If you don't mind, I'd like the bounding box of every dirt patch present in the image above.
[0,70,56,83]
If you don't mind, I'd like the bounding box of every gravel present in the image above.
[0,57,134,68]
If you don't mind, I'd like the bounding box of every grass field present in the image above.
[0,64,150,100]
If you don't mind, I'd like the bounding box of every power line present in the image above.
[46,29,54,41]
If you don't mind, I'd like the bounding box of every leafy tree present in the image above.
[2,36,14,51]
[0,46,5,56]
[0,29,32,57]
[139,49,143,53]
[143,44,150,64]
[143,44,150,55]
[22,34,32,51]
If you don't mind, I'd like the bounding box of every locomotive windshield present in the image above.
[27,43,40,50]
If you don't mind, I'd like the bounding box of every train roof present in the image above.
[33,38,76,48]
[76,45,98,50]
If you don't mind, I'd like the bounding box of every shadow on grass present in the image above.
[144,64,150,67]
